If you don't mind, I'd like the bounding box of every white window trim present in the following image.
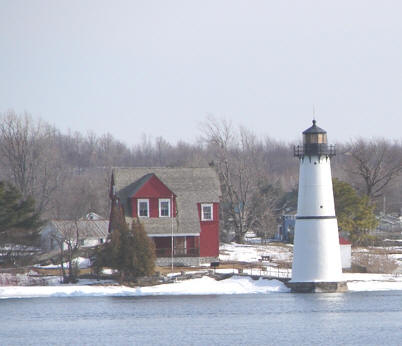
[159,198,171,218]
[138,199,149,218]
[201,203,213,221]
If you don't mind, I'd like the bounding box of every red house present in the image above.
[110,167,221,266]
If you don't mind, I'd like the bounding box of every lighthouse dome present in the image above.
[302,120,327,145]
[293,120,335,158]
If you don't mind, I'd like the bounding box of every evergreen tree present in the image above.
[0,181,42,243]
[95,218,155,283]
[333,178,378,246]
[130,219,156,278]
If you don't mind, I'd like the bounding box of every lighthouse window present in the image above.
[304,133,327,144]
[307,134,318,143]
[318,133,327,143]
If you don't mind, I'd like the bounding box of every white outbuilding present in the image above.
[339,237,352,269]
[40,219,109,251]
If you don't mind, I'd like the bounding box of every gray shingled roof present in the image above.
[47,220,109,239]
[113,167,221,235]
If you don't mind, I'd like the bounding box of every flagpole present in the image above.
[171,194,174,273]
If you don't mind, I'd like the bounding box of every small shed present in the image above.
[339,237,352,269]
[40,220,109,251]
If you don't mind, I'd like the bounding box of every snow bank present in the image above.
[3,273,402,298]
[343,273,402,291]
[347,280,402,291]
[140,276,289,295]
[0,276,289,299]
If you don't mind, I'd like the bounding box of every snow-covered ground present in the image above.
[344,273,402,291]
[34,257,91,269]
[220,242,293,263]
[0,276,288,299]
[2,241,402,298]
[2,273,402,299]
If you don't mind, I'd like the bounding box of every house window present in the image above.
[159,199,171,217]
[174,237,186,256]
[138,199,149,217]
[201,203,213,221]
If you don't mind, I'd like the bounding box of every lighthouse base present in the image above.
[286,281,348,293]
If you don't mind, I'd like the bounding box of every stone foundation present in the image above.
[199,256,219,265]
[156,256,219,267]
[156,257,200,267]
[286,281,348,293]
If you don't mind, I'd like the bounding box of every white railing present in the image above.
[242,266,291,279]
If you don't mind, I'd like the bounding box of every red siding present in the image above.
[339,237,351,245]
[132,196,177,218]
[130,175,176,217]
[136,175,174,198]
[198,203,220,257]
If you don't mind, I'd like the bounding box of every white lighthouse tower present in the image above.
[288,120,347,293]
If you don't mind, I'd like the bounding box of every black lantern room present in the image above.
[294,120,336,158]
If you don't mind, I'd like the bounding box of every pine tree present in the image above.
[130,218,156,278]
[95,218,155,283]
[0,181,42,243]
[333,178,378,246]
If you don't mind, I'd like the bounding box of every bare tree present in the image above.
[202,117,284,243]
[0,111,66,214]
[50,221,81,283]
[50,169,110,220]
[344,139,402,202]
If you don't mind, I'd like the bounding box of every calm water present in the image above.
[0,291,402,345]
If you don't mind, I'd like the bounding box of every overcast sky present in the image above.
[1,1,402,145]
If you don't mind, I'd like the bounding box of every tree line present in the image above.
[1,110,402,245]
